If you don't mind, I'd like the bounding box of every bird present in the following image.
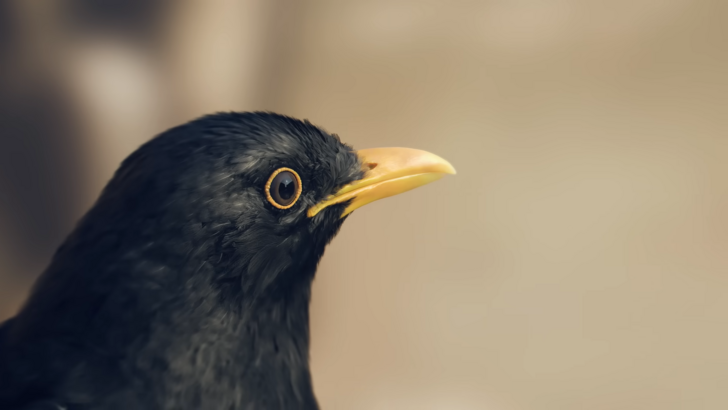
[0,112,455,410]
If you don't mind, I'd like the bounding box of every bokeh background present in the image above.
[1,1,727,409]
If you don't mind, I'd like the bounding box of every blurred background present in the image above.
[1,1,727,409]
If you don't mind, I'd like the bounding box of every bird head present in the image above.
[83,112,455,304]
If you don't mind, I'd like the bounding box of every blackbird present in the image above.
[0,112,455,410]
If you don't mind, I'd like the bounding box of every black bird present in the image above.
[0,112,455,410]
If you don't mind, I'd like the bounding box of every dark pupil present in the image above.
[278,176,295,200]
[272,171,297,205]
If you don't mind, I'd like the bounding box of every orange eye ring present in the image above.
[265,167,303,209]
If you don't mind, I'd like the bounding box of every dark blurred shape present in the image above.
[0,3,17,51]
[0,80,84,267]
[62,0,172,44]
[0,2,84,279]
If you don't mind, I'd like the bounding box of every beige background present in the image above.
[1,1,727,409]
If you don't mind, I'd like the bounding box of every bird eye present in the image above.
[265,168,302,209]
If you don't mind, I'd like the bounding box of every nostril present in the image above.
[365,162,378,171]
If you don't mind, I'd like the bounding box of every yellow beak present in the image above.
[308,147,456,218]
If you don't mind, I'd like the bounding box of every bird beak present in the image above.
[308,147,456,218]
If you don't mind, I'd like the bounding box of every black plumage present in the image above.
[0,112,454,410]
